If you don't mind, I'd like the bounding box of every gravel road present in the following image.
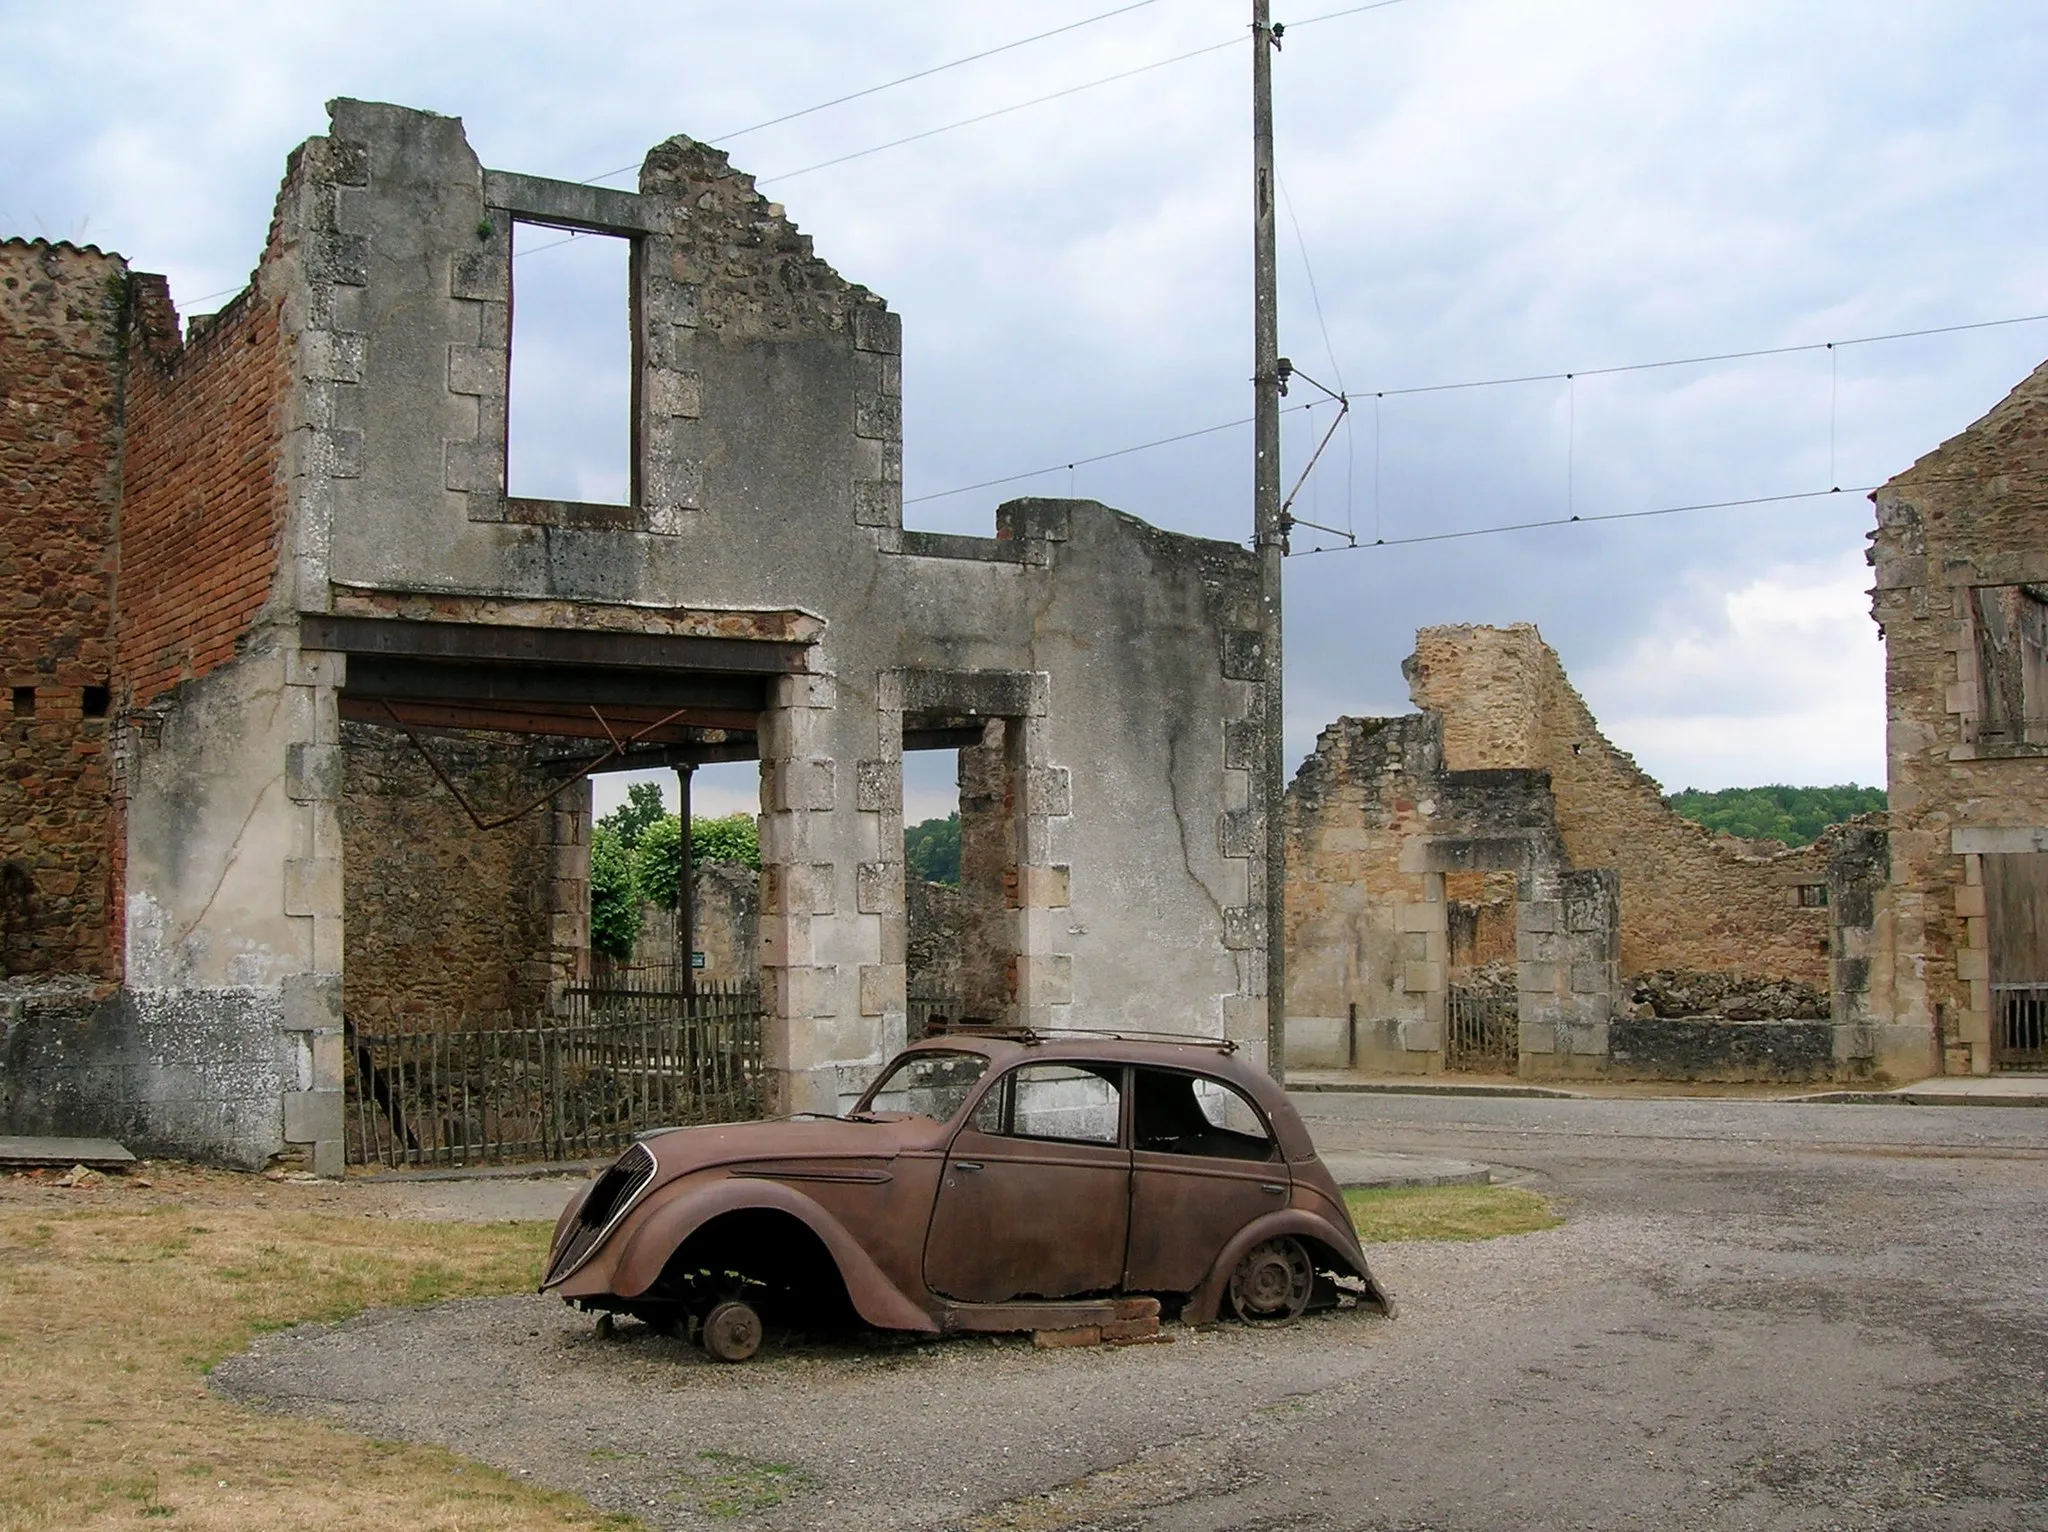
[211,1094,2048,1531]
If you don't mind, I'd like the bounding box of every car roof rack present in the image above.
[924,1018,1238,1054]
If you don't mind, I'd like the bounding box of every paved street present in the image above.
[216,1092,2048,1531]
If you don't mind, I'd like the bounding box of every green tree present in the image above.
[596,779,667,853]
[630,816,684,909]
[905,812,961,885]
[589,825,640,959]
[628,813,761,909]
[692,812,760,869]
[1665,784,1886,847]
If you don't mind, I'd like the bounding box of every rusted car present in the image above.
[542,1028,1391,1361]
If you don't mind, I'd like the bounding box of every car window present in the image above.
[859,1051,990,1122]
[972,1063,1122,1145]
[1132,1069,1276,1161]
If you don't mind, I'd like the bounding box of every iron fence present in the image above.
[1446,986,1518,1073]
[907,988,963,1043]
[344,981,763,1170]
[1994,983,2048,1070]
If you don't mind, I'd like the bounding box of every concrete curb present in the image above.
[1322,1150,1494,1190]
[1289,1080,1581,1100]
[1792,1088,2048,1108]
[347,1159,604,1184]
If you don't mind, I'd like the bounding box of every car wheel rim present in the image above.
[1229,1237,1313,1323]
[700,1300,763,1362]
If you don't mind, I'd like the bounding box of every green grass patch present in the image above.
[676,1450,818,1519]
[1345,1183,1562,1242]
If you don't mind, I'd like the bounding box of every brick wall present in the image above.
[0,240,125,977]
[117,272,290,708]
[339,722,557,1027]
[1407,625,1831,985]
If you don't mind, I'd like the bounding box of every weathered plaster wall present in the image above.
[1872,356,2048,1077]
[339,721,555,1026]
[1406,624,1833,986]
[0,240,124,979]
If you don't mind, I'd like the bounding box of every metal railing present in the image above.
[344,981,763,1169]
[1446,986,1518,1073]
[1994,983,2048,1069]
[908,988,963,1043]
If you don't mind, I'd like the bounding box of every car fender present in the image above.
[1185,1208,1396,1325]
[611,1173,939,1334]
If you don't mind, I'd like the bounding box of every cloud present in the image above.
[6,0,2045,793]
[1577,551,1886,790]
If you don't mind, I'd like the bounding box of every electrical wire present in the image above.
[760,36,1243,184]
[903,399,1328,506]
[578,0,1167,185]
[906,309,2048,508]
[1289,485,1875,554]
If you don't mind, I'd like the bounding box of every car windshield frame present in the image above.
[852,1048,994,1124]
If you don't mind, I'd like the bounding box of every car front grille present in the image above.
[544,1142,656,1287]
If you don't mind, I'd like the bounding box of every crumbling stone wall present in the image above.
[0,241,125,979]
[627,862,762,987]
[1871,356,2048,1077]
[1406,624,1832,986]
[339,722,556,1026]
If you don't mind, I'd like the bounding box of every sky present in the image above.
[7,0,2046,823]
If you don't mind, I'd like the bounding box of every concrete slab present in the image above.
[1320,1149,1492,1190]
[0,1136,138,1168]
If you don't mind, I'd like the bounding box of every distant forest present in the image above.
[905,813,961,885]
[1665,784,1886,847]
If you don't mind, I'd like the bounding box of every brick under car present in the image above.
[543,1030,1392,1360]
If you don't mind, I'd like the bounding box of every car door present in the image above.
[1123,1068,1288,1294]
[922,1061,1130,1303]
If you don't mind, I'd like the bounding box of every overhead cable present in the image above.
[907,309,2048,507]
[579,0,1167,186]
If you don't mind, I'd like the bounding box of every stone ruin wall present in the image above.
[1874,356,2048,1077]
[1283,714,1448,1072]
[1406,623,1833,988]
[0,241,125,980]
[338,722,561,1029]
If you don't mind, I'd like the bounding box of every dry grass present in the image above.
[0,1172,641,1532]
[1345,1183,1563,1243]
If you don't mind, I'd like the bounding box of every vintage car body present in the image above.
[542,1031,1391,1359]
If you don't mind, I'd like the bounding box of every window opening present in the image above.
[82,685,110,718]
[1132,1069,1275,1161]
[10,687,33,717]
[507,223,633,506]
[1970,584,2048,748]
[978,1063,1122,1145]
[1795,883,1828,908]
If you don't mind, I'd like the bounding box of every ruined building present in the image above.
[1869,357,2048,1076]
[0,99,1270,1170]
[1284,624,1883,1081]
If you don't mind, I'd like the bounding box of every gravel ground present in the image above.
[210,1096,2048,1532]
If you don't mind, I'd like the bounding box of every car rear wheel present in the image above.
[1228,1236,1314,1323]
[700,1299,764,1363]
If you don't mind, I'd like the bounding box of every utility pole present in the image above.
[1251,0,1286,1083]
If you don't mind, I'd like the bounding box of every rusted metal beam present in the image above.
[301,613,810,675]
[338,696,757,740]
[343,655,766,712]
